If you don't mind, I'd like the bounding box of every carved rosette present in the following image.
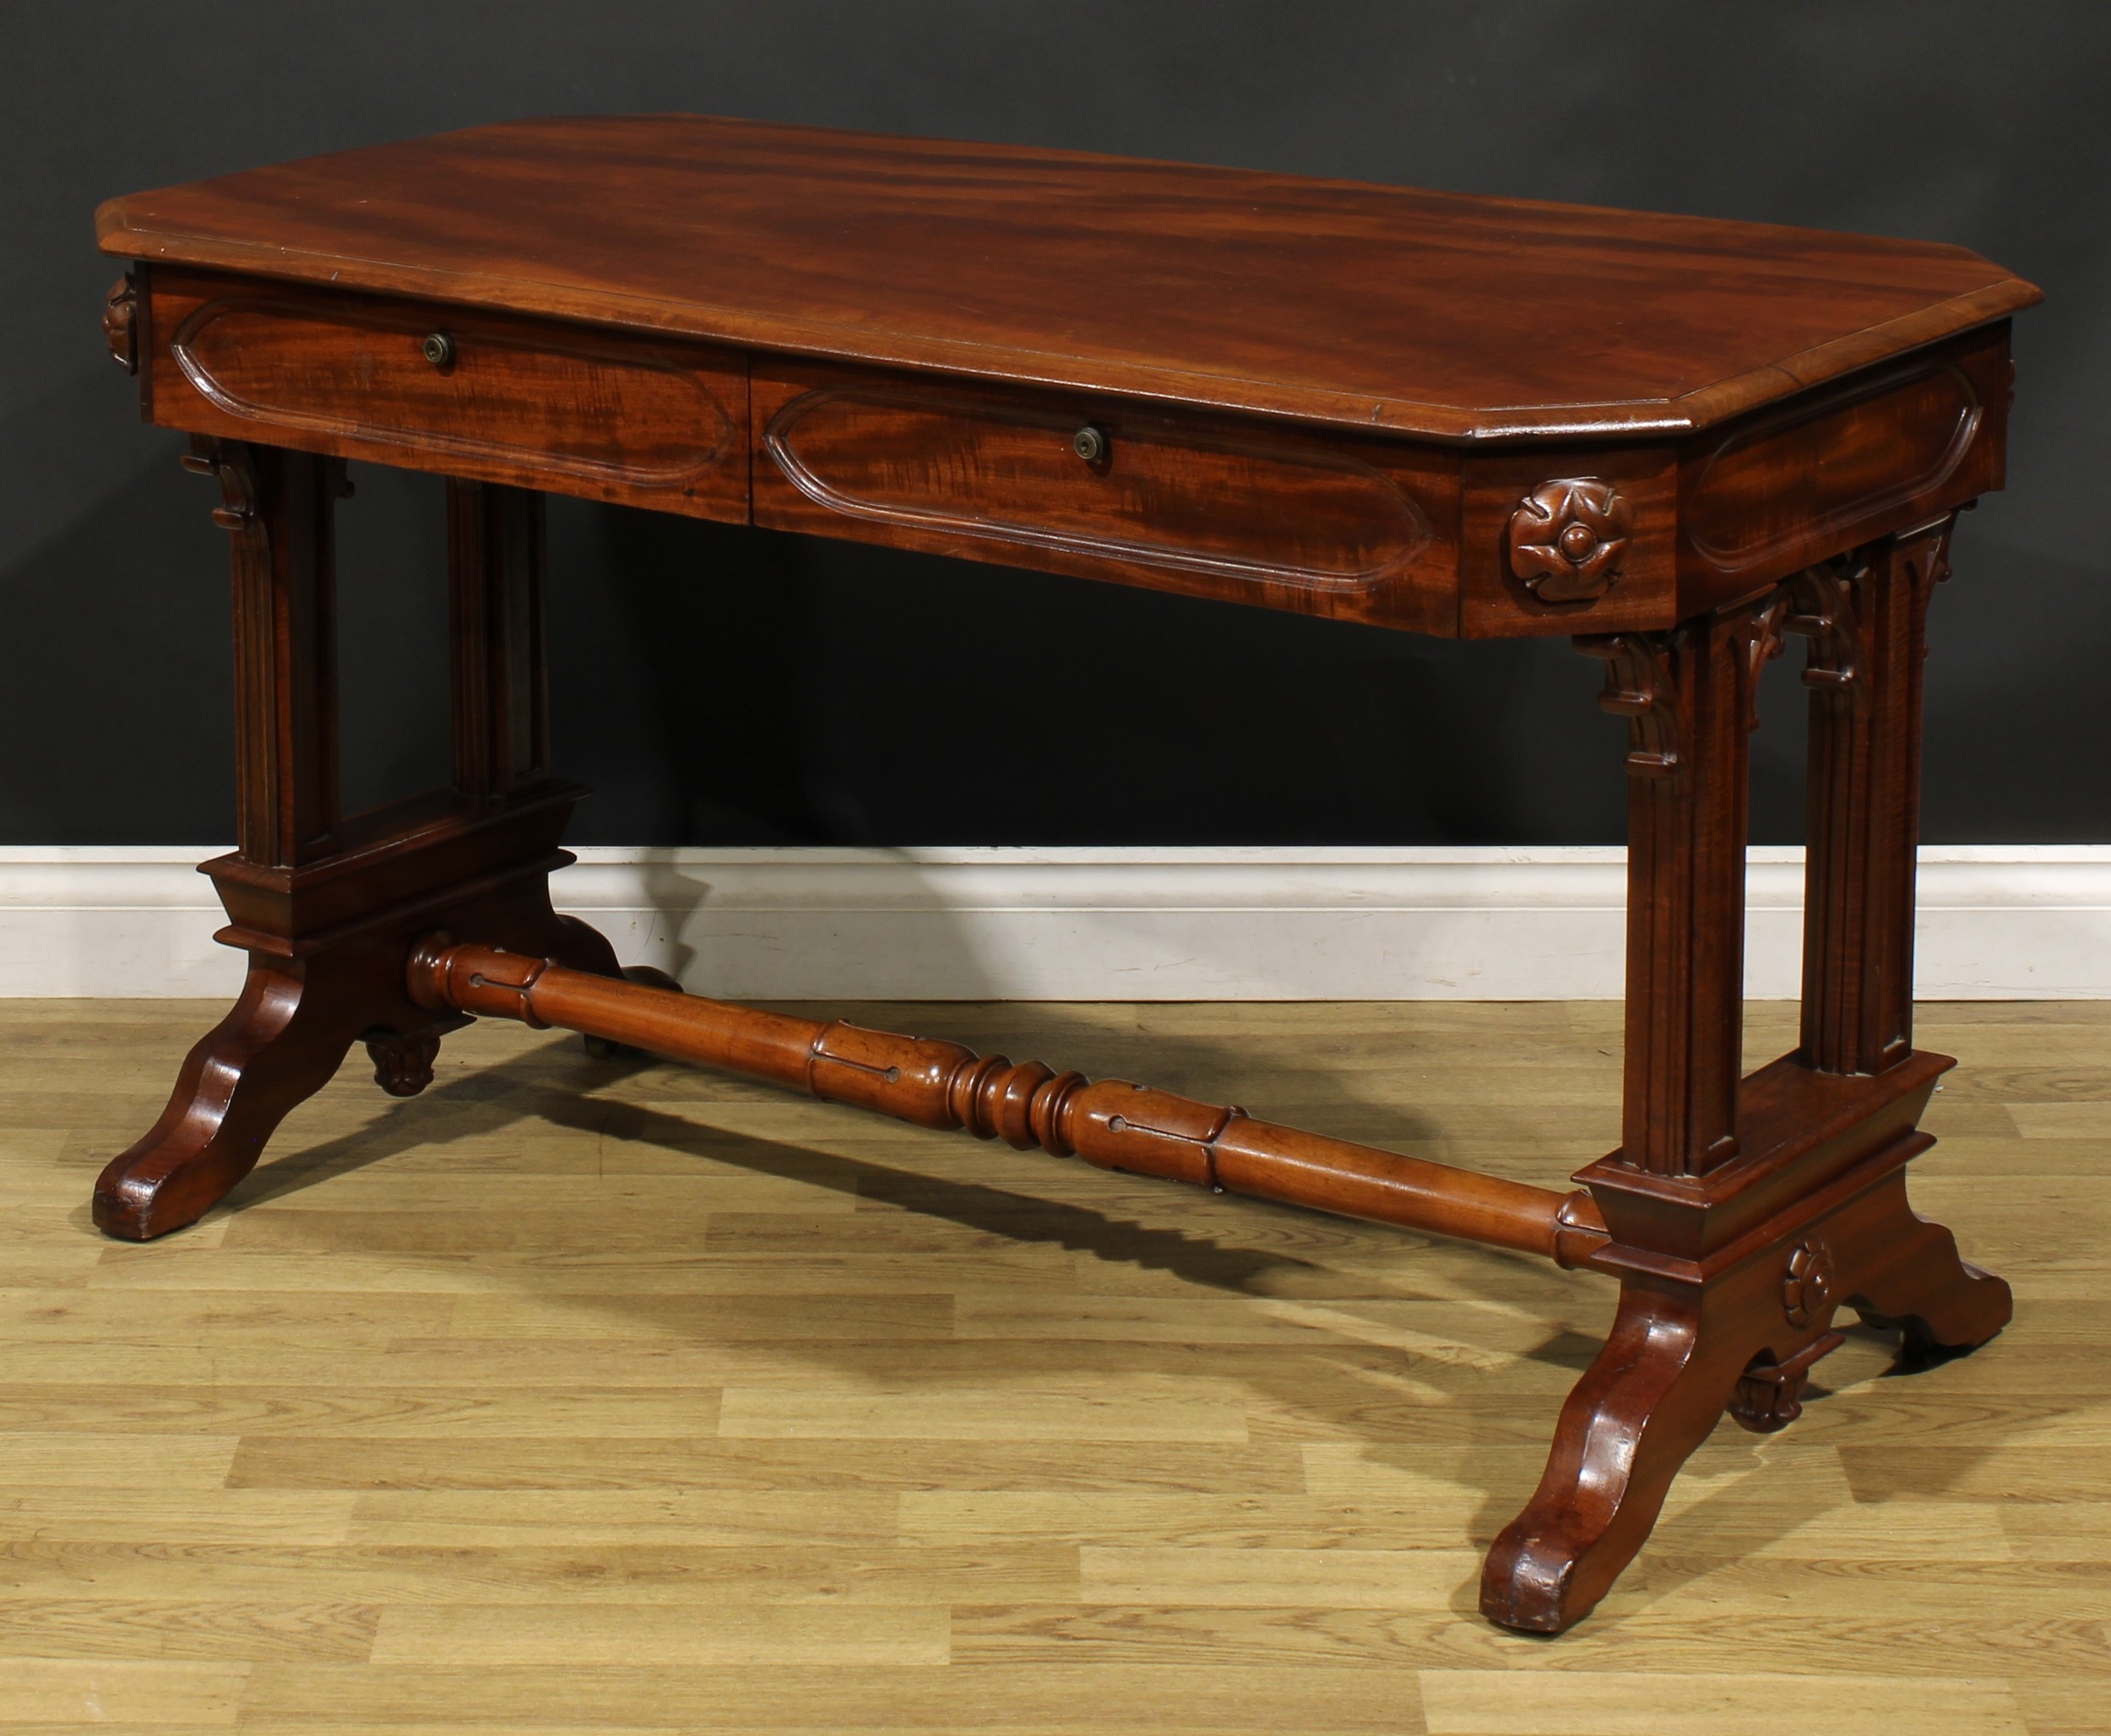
[1782,1236,1837,1328]
[1508,479,1632,602]
[104,272,139,375]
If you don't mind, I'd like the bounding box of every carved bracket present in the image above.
[179,437,263,534]
[1786,518,1953,708]
[1578,587,1790,778]
[1575,631,1685,779]
[1784,556,1866,705]
[1738,589,1790,732]
[104,272,138,375]
[1508,478,1632,603]
[1894,515,1956,634]
[181,437,350,534]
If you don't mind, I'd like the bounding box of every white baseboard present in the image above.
[1,844,2105,1001]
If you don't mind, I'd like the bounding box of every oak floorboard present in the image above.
[0,998,2102,1732]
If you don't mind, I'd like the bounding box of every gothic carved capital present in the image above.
[1508,478,1632,602]
[1894,513,1956,604]
[1786,517,1955,703]
[1785,555,1866,704]
[1575,631,1684,779]
[179,438,350,537]
[1576,589,1788,784]
[104,272,139,375]
[1738,589,1791,733]
[180,437,264,534]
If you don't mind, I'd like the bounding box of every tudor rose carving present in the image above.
[1508,478,1632,602]
[1783,1236,1837,1327]
[105,273,139,375]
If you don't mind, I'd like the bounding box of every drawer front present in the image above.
[752,363,1458,632]
[148,269,747,520]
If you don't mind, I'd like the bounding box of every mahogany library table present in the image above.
[91,116,2040,1633]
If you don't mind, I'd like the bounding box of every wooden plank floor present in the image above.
[0,997,2104,1733]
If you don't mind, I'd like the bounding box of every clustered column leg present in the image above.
[446,477,621,983]
[96,441,365,1239]
[1789,518,2012,1357]
[1482,524,2014,1633]
[1481,594,1784,1632]
[1792,519,1943,1074]
[1577,599,1783,1178]
[95,448,621,1240]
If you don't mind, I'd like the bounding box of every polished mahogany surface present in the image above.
[96,113,2038,440]
[87,117,2036,1635]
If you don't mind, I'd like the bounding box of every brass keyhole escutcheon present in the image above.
[421,331,455,367]
[1072,424,1108,464]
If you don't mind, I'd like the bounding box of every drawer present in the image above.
[752,362,1458,632]
[146,268,748,520]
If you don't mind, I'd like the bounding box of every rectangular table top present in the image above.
[98,114,2038,443]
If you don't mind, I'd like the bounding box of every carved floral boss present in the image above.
[1507,477,1632,602]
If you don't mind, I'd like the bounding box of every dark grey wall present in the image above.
[4,2,2104,847]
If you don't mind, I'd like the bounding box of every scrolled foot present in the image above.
[94,959,362,1240]
[1481,1166,2011,1632]
[1845,1173,2012,1365]
[1480,1283,1751,1634]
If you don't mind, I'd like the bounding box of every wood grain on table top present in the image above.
[96,114,2041,441]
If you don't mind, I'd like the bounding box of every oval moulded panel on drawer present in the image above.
[170,292,737,490]
[1685,363,1981,576]
[764,386,1430,589]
